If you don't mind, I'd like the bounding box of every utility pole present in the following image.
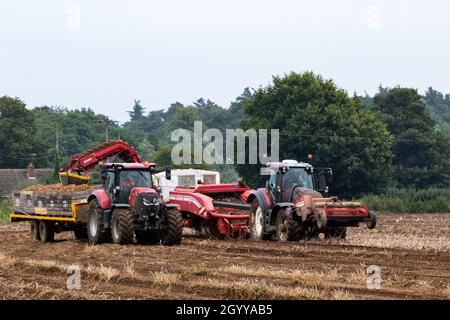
[55,122,60,158]
[99,117,117,142]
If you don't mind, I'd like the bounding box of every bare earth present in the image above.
[0,213,449,300]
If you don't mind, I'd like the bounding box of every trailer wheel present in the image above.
[111,209,135,245]
[136,231,160,245]
[39,221,54,242]
[162,207,183,246]
[87,199,110,245]
[366,211,377,229]
[249,199,271,241]
[30,220,40,241]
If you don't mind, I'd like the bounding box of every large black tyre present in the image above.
[111,209,135,245]
[73,226,88,240]
[249,199,271,241]
[366,211,377,229]
[30,220,40,241]
[276,210,302,241]
[39,221,54,242]
[135,230,160,245]
[87,199,110,245]
[162,207,183,246]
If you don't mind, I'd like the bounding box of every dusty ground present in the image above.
[0,213,449,300]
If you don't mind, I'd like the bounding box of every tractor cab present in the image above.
[266,160,332,203]
[100,162,156,204]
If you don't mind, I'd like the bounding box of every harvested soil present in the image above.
[0,213,449,300]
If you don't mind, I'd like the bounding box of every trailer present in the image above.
[10,187,95,242]
[155,169,252,239]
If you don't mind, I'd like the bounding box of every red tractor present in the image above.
[57,140,183,246]
[247,160,376,241]
[86,162,183,246]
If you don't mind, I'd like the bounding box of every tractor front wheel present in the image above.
[111,209,135,245]
[87,199,110,245]
[249,199,271,241]
[162,207,183,246]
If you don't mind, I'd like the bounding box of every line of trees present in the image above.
[1,72,450,196]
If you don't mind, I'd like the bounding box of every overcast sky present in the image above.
[1,0,449,122]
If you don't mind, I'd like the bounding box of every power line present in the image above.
[0,153,57,161]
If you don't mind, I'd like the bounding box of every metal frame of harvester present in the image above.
[164,181,252,239]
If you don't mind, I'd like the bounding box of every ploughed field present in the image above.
[0,214,449,300]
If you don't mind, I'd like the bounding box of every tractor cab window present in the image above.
[281,167,314,202]
[118,170,152,203]
[268,169,277,199]
[106,172,115,198]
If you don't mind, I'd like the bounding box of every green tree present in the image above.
[373,87,434,136]
[166,105,199,133]
[237,72,394,197]
[152,145,210,170]
[136,138,156,161]
[228,87,252,128]
[0,96,49,168]
[374,87,450,188]
[127,99,145,121]
[424,87,450,130]
[32,106,137,167]
[53,155,61,180]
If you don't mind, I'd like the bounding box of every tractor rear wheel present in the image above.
[39,221,55,242]
[87,199,110,245]
[162,207,183,246]
[111,209,135,245]
[249,199,271,241]
[30,220,40,241]
[287,212,303,241]
[136,230,160,245]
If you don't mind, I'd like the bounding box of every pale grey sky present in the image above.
[1,0,449,122]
